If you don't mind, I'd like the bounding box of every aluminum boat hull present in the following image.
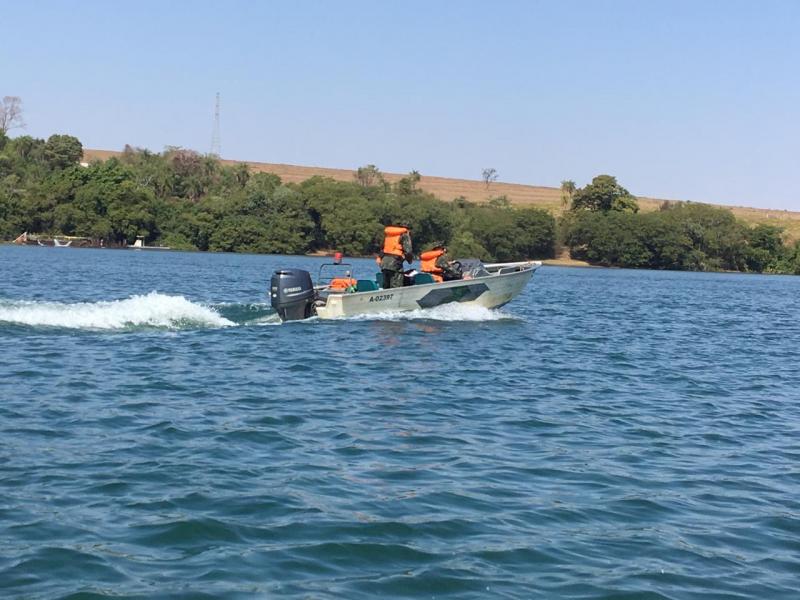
[315,261,540,319]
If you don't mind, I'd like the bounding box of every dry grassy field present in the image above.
[84,149,800,241]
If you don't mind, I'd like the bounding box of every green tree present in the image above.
[745,224,785,272]
[319,195,382,255]
[261,186,314,254]
[563,211,649,267]
[464,205,555,261]
[355,164,383,187]
[43,134,83,170]
[298,176,371,250]
[571,175,638,213]
[448,230,489,259]
[512,208,557,259]
[560,180,576,209]
[106,182,159,244]
[395,170,421,195]
[488,195,511,209]
[208,216,271,253]
[230,162,250,188]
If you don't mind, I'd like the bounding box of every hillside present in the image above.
[83,149,800,240]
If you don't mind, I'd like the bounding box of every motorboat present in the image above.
[269,257,540,321]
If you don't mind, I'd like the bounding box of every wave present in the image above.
[215,302,281,326]
[0,292,236,330]
[0,294,513,331]
[342,303,516,322]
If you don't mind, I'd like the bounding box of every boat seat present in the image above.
[414,273,435,285]
[357,279,378,292]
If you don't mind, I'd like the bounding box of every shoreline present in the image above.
[3,242,793,275]
[541,257,593,268]
[4,240,572,264]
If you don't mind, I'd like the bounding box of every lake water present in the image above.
[1,245,798,599]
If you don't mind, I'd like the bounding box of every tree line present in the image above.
[0,132,555,262]
[2,129,800,274]
[559,175,800,274]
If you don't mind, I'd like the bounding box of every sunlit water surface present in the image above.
[1,245,798,599]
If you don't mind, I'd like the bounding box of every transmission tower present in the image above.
[210,92,221,157]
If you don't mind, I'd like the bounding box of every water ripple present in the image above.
[1,248,800,598]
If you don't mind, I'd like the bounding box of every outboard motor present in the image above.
[270,269,316,321]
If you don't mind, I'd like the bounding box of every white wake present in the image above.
[0,292,235,330]
[343,303,515,322]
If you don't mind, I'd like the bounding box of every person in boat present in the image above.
[377,224,413,289]
[329,271,358,292]
[420,243,463,283]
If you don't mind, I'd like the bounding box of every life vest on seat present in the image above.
[420,249,445,283]
[329,277,357,291]
[382,226,409,257]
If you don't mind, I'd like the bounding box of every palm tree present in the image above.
[560,180,576,209]
[233,162,250,187]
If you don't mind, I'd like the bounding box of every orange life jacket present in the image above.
[382,226,409,257]
[329,277,357,291]
[420,249,445,282]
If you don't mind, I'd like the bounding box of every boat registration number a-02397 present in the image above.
[369,293,394,303]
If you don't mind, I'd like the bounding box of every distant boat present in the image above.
[128,236,170,251]
[53,239,72,247]
[13,231,28,244]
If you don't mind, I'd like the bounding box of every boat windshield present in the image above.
[455,258,489,278]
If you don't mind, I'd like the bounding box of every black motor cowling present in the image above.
[270,269,315,321]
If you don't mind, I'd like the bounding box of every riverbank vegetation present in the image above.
[2,130,800,274]
[0,132,554,262]
[560,175,800,274]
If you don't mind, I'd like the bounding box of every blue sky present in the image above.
[2,0,798,209]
